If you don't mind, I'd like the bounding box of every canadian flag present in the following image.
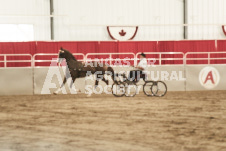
[107,26,138,41]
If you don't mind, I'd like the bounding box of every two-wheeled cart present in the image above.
[112,73,167,97]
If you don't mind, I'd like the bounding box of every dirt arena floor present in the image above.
[0,91,226,151]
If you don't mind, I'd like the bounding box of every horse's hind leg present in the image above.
[54,76,67,94]
[102,76,109,85]
[102,76,112,92]
[95,79,99,89]
[95,74,111,93]
[95,74,108,87]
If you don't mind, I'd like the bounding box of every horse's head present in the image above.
[57,47,77,66]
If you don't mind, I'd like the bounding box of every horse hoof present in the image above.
[53,92,58,95]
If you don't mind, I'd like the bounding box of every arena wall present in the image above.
[0,40,225,95]
[1,64,225,95]
[34,67,86,94]
[32,65,186,95]
[186,65,226,91]
[0,68,33,95]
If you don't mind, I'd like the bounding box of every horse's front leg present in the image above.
[69,77,81,94]
[54,76,67,95]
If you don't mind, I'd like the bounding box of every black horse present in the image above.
[54,47,115,95]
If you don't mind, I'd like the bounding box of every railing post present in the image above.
[159,53,162,65]
[109,54,112,66]
[133,53,135,66]
[135,52,139,66]
[208,53,210,64]
[32,55,34,67]
[4,54,6,68]
[184,53,187,65]
[33,55,36,67]
[83,54,86,62]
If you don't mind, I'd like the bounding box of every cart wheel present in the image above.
[125,83,137,97]
[112,82,125,97]
[151,81,167,97]
[143,81,154,97]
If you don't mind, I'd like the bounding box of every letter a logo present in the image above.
[204,71,215,84]
[199,67,220,89]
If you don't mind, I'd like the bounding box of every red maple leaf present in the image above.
[119,29,126,36]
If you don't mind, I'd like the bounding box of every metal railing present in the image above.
[135,52,184,65]
[1,52,226,68]
[184,52,226,64]
[85,53,136,66]
[0,54,33,68]
[33,53,85,67]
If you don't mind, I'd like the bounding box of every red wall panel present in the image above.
[76,42,98,54]
[117,41,158,65]
[0,40,225,67]
[214,40,226,64]
[158,40,216,64]
[0,42,36,54]
[36,42,58,53]
[99,42,118,53]
[158,40,216,53]
[0,42,36,67]
[217,40,226,52]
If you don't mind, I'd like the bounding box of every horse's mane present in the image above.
[62,49,77,61]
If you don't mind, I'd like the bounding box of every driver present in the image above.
[128,52,147,82]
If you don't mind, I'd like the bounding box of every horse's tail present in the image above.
[106,66,116,82]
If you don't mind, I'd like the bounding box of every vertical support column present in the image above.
[184,0,187,39]
[50,0,54,40]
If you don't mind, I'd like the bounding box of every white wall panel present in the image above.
[54,0,184,40]
[186,0,226,39]
[2,0,225,41]
[0,0,50,41]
